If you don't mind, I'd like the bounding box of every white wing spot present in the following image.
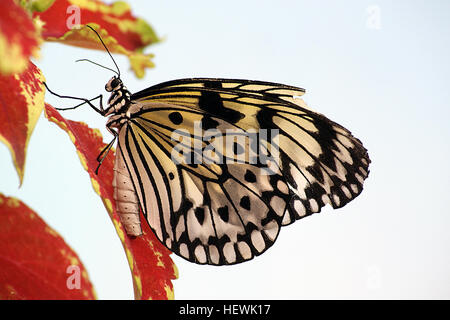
[355,173,364,184]
[194,245,207,264]
[341,185,352,198]
[321,194,330,206]
[238,241,252,260]
[223,242,236,264]
[294,199,306,217]
[276,180,289,194]
[179,243,189,259]
[309,199,319,212]
[209,245,220,264]
[251,231,265,253]
[270,196,286,217]
[333,194,341,207]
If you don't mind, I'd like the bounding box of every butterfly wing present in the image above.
[120,78,370,265]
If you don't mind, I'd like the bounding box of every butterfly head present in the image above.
[105,76,123,92]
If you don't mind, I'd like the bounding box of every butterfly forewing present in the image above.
[117,78,369,265]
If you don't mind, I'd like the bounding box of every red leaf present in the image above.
[0,61,46,185]
[44,104,177,300]
[0,193,96,300]
[34,0,159,78]
[0,0,41,75]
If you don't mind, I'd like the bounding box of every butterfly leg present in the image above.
[56,95,104,113]
[95,133,117,174]
[94,121,121,174]
[43,81,106,116]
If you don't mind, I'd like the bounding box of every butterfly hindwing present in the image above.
[119,101,291,265]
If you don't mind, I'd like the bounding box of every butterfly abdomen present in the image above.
[113,146,142,236]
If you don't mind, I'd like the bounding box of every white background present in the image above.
[1,0,449,299]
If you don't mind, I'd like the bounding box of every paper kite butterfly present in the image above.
[44,26,370,265]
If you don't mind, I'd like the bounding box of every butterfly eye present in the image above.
[111,78,120,88]
[105,77,121,92]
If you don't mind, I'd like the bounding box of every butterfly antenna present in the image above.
[75,59,119,76]
[85,24,121,78]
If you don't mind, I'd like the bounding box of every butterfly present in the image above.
[44,26,370,265]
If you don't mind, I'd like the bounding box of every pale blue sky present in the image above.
[1,0,449,299]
